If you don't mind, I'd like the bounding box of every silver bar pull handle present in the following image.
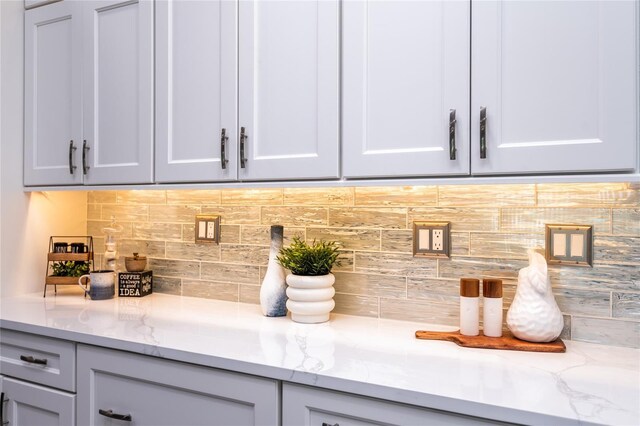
[82,140,90,175]
[449,109,456,160]
[479,106,487,159]
[240,127,247,169]
[220,128,228,170]
[69,140,77,175]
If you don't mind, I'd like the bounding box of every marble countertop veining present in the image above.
[1,292,638,425]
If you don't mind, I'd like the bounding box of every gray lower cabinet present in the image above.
[0,376,75,425]
[0,328,76,392]
[77,344,280,426]
[283,383,504,426]
[0,329,76,426]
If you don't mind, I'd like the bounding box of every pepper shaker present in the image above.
[483,279,503,337]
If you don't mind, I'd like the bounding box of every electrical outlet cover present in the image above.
[413,221,451,258]
[195,215,220,244]
[545,224,592,266]
[432,229,444,251]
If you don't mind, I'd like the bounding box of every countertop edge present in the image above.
[0,318,594,425]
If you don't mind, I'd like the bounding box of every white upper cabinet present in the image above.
[344,0,637,179]
[471,0,638,175]
[342,0,471,178]
[24,0,637,187]
[82,0,154,184]
[238,0,340,181]
[155,0,237,183]
[24,1,82,186]
[24,0,154,186]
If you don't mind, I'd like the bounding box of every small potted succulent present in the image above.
[277,237,340,323]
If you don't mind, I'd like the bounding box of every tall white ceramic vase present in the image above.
[260,225,288,317]
[286,273,335,324]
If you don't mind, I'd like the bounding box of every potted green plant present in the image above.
[277,236,340,323]
[51,261,90,277]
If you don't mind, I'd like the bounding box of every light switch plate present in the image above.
[545,224,593,267]
[413,221,450,258]
[195,215,220,244]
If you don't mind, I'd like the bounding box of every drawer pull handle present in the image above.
[99,409,132,422]
[1,392,7,426]
[322,423,339,426]
[20,355,48,365]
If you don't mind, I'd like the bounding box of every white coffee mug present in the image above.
[78,270,115,300]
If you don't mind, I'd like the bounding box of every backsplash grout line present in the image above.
[609,208,614,234]
[609,291,613,317]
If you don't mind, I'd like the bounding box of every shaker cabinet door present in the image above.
[82,0,154,184]
[471,0,638,175]
[155,0,238,183]
[238,0,340,181]
[342,0,470,178]
[283,383,501,426]
[24,1,83,186]
[0,376,75,426]
[77,344,280,426]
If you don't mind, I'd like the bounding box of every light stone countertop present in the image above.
[1,292,638,425]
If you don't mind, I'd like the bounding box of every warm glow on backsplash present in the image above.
[84,182,639,348]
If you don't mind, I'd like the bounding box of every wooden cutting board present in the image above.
[415,330,566,353]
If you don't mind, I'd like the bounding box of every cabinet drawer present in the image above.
[24,0,61,9]
[283,383,507,426]
[0,329,75,392]
[77,344,280,426]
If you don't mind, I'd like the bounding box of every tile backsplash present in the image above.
[87,183,639,348]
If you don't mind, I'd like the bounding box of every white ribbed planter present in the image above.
[285,273,335,324]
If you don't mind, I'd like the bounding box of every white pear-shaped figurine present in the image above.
[507,248,564,342]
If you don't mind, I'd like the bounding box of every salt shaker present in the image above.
[460,278,480,336]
